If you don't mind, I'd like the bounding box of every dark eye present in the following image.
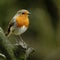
[22,12,25,14]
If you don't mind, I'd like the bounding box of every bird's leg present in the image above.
[17,35,28,48]
[15,35,20,45]
[15,35,24,42]
[19,35,24,42]
[15,35,28,48]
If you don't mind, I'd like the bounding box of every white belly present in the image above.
[13,26,27,35]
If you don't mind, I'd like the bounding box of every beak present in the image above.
[28,12,31,15]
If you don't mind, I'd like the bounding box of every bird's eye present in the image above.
[22,12,25,14]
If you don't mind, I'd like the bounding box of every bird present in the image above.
[6,9,30,43]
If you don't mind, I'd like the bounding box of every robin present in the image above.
[6,9,30,40]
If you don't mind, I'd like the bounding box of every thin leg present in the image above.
[15,35,20,45]
[15,35,24,43]
[19,35,24,42]
[17,35,28,48]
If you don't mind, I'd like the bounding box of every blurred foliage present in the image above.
[0,0,60,60]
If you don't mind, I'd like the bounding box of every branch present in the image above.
[0,27,34,60]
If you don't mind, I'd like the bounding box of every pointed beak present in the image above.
[28,12,31,15]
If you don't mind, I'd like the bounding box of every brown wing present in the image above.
[5,19,14,36]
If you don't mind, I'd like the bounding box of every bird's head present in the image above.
[17,9,31,16]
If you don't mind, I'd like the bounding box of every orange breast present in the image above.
[16,15,29,27]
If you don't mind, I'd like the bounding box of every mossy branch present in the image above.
[0,27,34,60]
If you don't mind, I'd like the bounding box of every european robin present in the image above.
[6,9,30,38]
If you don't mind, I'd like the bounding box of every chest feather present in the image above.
[16,15,29,27]
[13,26,27,35]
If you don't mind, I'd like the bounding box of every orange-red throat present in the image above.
[16,14,29,28]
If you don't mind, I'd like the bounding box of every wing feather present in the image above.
[6,19,14,36]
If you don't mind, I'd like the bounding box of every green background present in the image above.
[0,0,60,60]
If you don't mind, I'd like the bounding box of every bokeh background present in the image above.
[0,0,60,60]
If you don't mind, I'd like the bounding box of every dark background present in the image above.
[0,0,60,60]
